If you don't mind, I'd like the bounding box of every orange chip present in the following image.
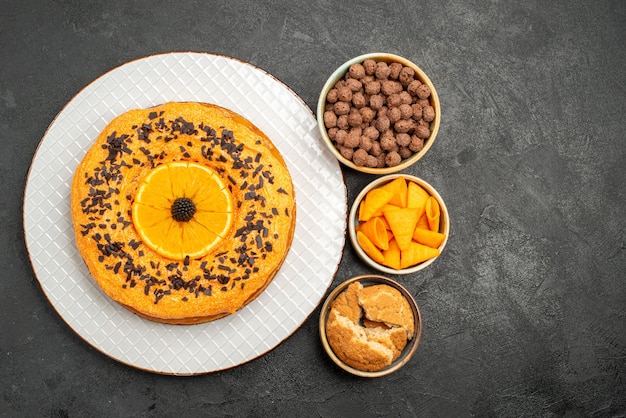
[382,177,408,208]
[372,203,399,220]
[416,212,429,230]
[358,200,365,222]
[356,231,385,264]
[359,217,389,251]
[381,238,401,270]
[412,228,446,249]
[360,187,394,222]
[425,196,440,232]
[382,206,420,252]
[401,242,440,269]
[407,181,430,210]
[380,216,391,230]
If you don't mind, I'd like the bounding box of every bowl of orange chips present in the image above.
[349,174,449,274]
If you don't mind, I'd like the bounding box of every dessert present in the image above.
[71,102,296,324]
[325,282,415,372]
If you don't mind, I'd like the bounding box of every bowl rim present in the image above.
[316,52,441,174]
[348,174,450,274]
[318,274,422,377]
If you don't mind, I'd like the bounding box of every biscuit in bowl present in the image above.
[320,275,421,377]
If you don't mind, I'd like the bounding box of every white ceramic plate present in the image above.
[23,52,347,375]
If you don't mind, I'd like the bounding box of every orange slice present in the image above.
[154,220,185,260]
[359,217,389,251]
[181,220,222,258]
[132,161,234,260]
[134,165,173,209]
[131,203,172,228]
[193,211,233,237]
[139,218,177,255]
[382,206,420,252]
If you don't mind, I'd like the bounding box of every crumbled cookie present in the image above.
[325,282,416,372]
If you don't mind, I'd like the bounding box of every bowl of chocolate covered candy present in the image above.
[317,53,441,174]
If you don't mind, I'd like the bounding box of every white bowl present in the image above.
[349,174,449,274]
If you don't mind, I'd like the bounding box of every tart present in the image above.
[71,102,296,324]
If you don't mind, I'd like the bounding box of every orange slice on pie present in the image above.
[132,161,234,260]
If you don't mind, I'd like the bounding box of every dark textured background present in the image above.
[2,1,625,417]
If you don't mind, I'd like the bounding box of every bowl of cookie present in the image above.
[319,275,422,377]
[349,174,449,275]
[317,52,441,174]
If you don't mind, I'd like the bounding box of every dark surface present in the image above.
[2,1,625,417]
